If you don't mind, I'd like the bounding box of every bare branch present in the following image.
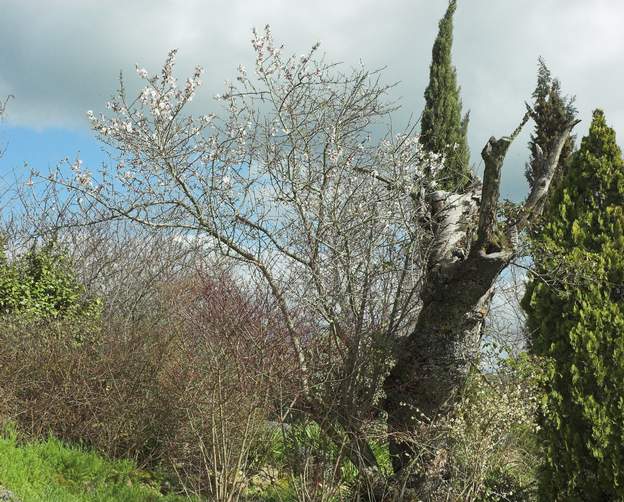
[512,117,581,233]
[476,111,530,250]
[42,32,433,426]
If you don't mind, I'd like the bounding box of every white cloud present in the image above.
[1,0,623,198]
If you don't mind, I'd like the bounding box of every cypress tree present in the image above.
[522,110,624,500]
[420,0,471,192]
[526,58,576,194]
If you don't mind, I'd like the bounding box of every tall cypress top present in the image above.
[526,58,576,193]
[420,0,471,192]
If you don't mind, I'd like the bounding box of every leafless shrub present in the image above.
[0,268,292,500]
[159,271,295,499]
[290,453,348,502]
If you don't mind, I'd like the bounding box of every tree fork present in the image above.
[383,112,578,479]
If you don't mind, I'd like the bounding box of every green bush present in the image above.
[0,242,100,322]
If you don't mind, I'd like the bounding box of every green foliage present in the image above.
[523,110,624,500]
[0,242,100,322]
[246,480,294,502]
[246,421,392,500]
[420,0,471,192]
[280,421,389,478]
[525,58,576,194]
[0,425,190,502]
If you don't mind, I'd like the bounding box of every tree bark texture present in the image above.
[383,114,579,478]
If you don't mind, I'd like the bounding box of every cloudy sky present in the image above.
[1,0,623,200]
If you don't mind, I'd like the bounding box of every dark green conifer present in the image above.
[526,58,576,194]
[420,0,471,192]
[523,110,624,500]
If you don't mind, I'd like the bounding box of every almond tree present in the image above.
[47,27,578,481]
[49,31,434,471]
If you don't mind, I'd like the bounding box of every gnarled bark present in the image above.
[383,113,579,479]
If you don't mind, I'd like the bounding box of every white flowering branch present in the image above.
[46,28,442,426]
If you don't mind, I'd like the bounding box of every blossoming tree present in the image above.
[48,27,578,482]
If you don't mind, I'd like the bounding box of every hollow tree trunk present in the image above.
[382,114,578,481]
[384,248,509,474]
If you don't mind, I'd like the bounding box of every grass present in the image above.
[0,426,194,502]
[0,421,393,501]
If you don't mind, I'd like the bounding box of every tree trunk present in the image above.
[382,115,578,483]
[384,248,509,474]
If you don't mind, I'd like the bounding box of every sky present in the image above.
[1,0,623,201]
